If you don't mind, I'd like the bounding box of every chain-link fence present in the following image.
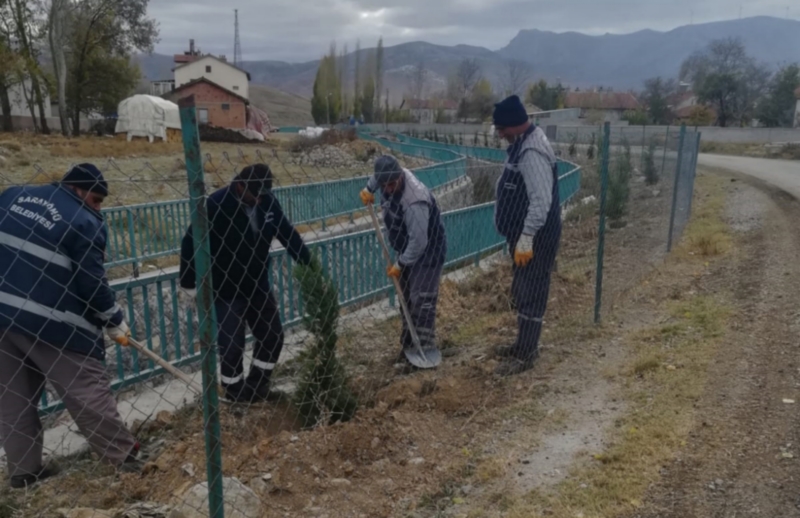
[0,116,699,517]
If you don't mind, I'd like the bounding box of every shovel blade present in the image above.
[404,346,442,369]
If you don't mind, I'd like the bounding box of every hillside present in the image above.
[249,84,313,127]
[136,16,800,100]
[499,16,800,88]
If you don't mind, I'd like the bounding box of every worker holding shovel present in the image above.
[360,156,447,368]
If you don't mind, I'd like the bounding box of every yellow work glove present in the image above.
[387,263,402,279]
[514,235,534,267]
[360,188,375,206]
[107,320,131,347]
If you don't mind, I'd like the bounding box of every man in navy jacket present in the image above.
[180,164,311,403]
[0,164,140,488]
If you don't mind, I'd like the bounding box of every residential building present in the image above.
[403,99,458,124]
[162,77,248,129]
[150,80,175,97]
[564,91,640,121]
[0,79,51,118]
[154,39,255,131]
[174,55,251,101]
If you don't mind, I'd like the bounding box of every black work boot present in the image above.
[119,441,145,474]
[245,369,285,403]
[494,349,540,377]
[222,379,253,403]
[493,344,516,358]
[10,462,60,489]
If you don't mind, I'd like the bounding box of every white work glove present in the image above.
[514,234,534,268]
[107,320,131,347]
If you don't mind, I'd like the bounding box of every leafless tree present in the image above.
[455,58,481,99]
[410,59,427,100]
[502,59,532,97]
[47,0,71,135]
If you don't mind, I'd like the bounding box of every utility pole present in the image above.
[233,9,242,67]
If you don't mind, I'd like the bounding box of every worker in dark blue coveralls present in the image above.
[492,95,562,377]
[0,164,143,488]
[179,164,311,403]
[360,156,447,365]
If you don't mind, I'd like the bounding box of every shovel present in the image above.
[128,337,204,395]
[367,203,441,369]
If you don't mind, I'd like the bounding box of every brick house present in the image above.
[163,77,248,129]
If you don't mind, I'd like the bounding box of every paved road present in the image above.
[699,154,800,199]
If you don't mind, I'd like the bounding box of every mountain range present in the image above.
[136,16,800,103]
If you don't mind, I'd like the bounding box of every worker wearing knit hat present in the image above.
[491,94,562,377]
[359,155,447,369]
[61,163,109,196]
[492,94,530,129]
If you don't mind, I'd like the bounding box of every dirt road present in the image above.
[699,154,800,198]
[634,159,800,517]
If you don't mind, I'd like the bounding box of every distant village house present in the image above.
[153,39,255,131]
[403,99,458,124]
[564,90,640,122]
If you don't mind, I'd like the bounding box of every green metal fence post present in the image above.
[640,124,646,173]
[178,95,225,518]
[660,125,670,175]
[594,122,611,324]
[686,132,702,219]
[667,124,687,253]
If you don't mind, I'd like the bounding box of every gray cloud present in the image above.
[148,0,796,62]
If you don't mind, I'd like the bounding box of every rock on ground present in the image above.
[172,477,261,518]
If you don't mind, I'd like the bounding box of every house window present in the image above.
[205,65,212,73]
[198,108,209,124]
[222,103,230,111]
[233,86,239,91]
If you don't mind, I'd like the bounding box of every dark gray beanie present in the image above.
[373,155,403,187]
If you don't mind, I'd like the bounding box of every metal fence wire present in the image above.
[0,117,700,518]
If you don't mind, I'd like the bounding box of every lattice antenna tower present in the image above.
[233,9,242,67]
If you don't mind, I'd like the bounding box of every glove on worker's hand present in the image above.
[387,263,402,280]
[514,235,534,268]
[107,320,131,347]
[360,188,375,206]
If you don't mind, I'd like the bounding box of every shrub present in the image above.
[292,254,358,428]
[586,132,596,160]
[606,139,632,220]
[643,139,659,185]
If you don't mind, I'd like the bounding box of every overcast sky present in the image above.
[148,0,796,63]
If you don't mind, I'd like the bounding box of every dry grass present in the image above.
[0,132,401,208]
[700,141,800,161]
[676,174,732,259]
[502,293,731,518]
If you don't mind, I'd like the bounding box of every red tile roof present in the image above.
[163,77,249,104]
[565,92,640,111]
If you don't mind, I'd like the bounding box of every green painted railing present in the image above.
[373,130,583,205]
[101,145,467,268]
